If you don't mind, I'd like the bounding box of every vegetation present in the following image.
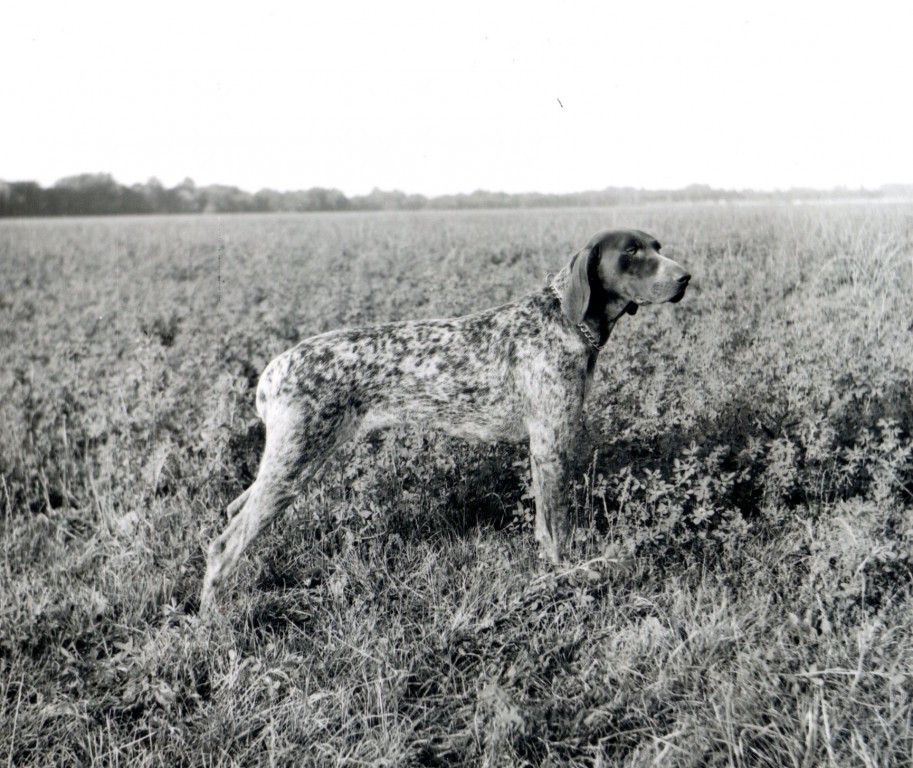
[2,173,912,217]
[1,204,911,766]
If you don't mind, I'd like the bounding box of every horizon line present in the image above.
[2,172,913,199]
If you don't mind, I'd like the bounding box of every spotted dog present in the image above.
[200,229,690,612]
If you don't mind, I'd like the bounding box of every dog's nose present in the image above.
[677,273,691,285]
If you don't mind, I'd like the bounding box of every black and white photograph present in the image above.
[2,1,912,765]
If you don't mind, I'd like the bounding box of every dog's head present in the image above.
[563,229,690,323]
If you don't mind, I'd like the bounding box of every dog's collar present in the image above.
[548,283,605,351]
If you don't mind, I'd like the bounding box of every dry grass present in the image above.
[1,204,911,766]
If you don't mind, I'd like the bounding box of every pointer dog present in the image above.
[201,229,690,612]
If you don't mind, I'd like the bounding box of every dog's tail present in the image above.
[255,352,292,421]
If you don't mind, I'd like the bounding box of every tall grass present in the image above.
[1,204,911,766]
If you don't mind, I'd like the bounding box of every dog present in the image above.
[200,229,690,612]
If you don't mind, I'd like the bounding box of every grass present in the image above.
[1,204,912,766]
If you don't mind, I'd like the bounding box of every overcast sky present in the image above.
[3,1,911,196]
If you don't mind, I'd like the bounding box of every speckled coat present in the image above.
[201,229,690,612]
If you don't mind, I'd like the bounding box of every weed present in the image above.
[1,204,912,765]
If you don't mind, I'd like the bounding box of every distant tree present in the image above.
[305,187,349,211]
[276,187,349,212]
[2,181,44,216]
[352,188,429,211]
[253,188,283,212]
[166,178,201,213]
[137,177,167,212]
[53,173,124,215]
[198,184,256,213]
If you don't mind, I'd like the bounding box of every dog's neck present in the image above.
[549,267,633,351]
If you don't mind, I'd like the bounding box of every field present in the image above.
[1,203,912,766]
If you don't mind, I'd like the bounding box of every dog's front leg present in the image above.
[527,422,576,564]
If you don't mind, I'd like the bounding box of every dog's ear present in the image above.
[562,244,598,324]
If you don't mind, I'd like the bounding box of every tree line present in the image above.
[1,173,910,217]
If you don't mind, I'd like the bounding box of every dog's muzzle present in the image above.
[635,273,691,305]
[668,273,691,303]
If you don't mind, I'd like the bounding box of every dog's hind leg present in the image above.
[201,458,300,614]
[200,404,359,615]
[225,486,252,518]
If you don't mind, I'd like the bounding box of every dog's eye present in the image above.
[625,246,638,257]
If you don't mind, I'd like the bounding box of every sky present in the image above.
[2,1,912,196]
